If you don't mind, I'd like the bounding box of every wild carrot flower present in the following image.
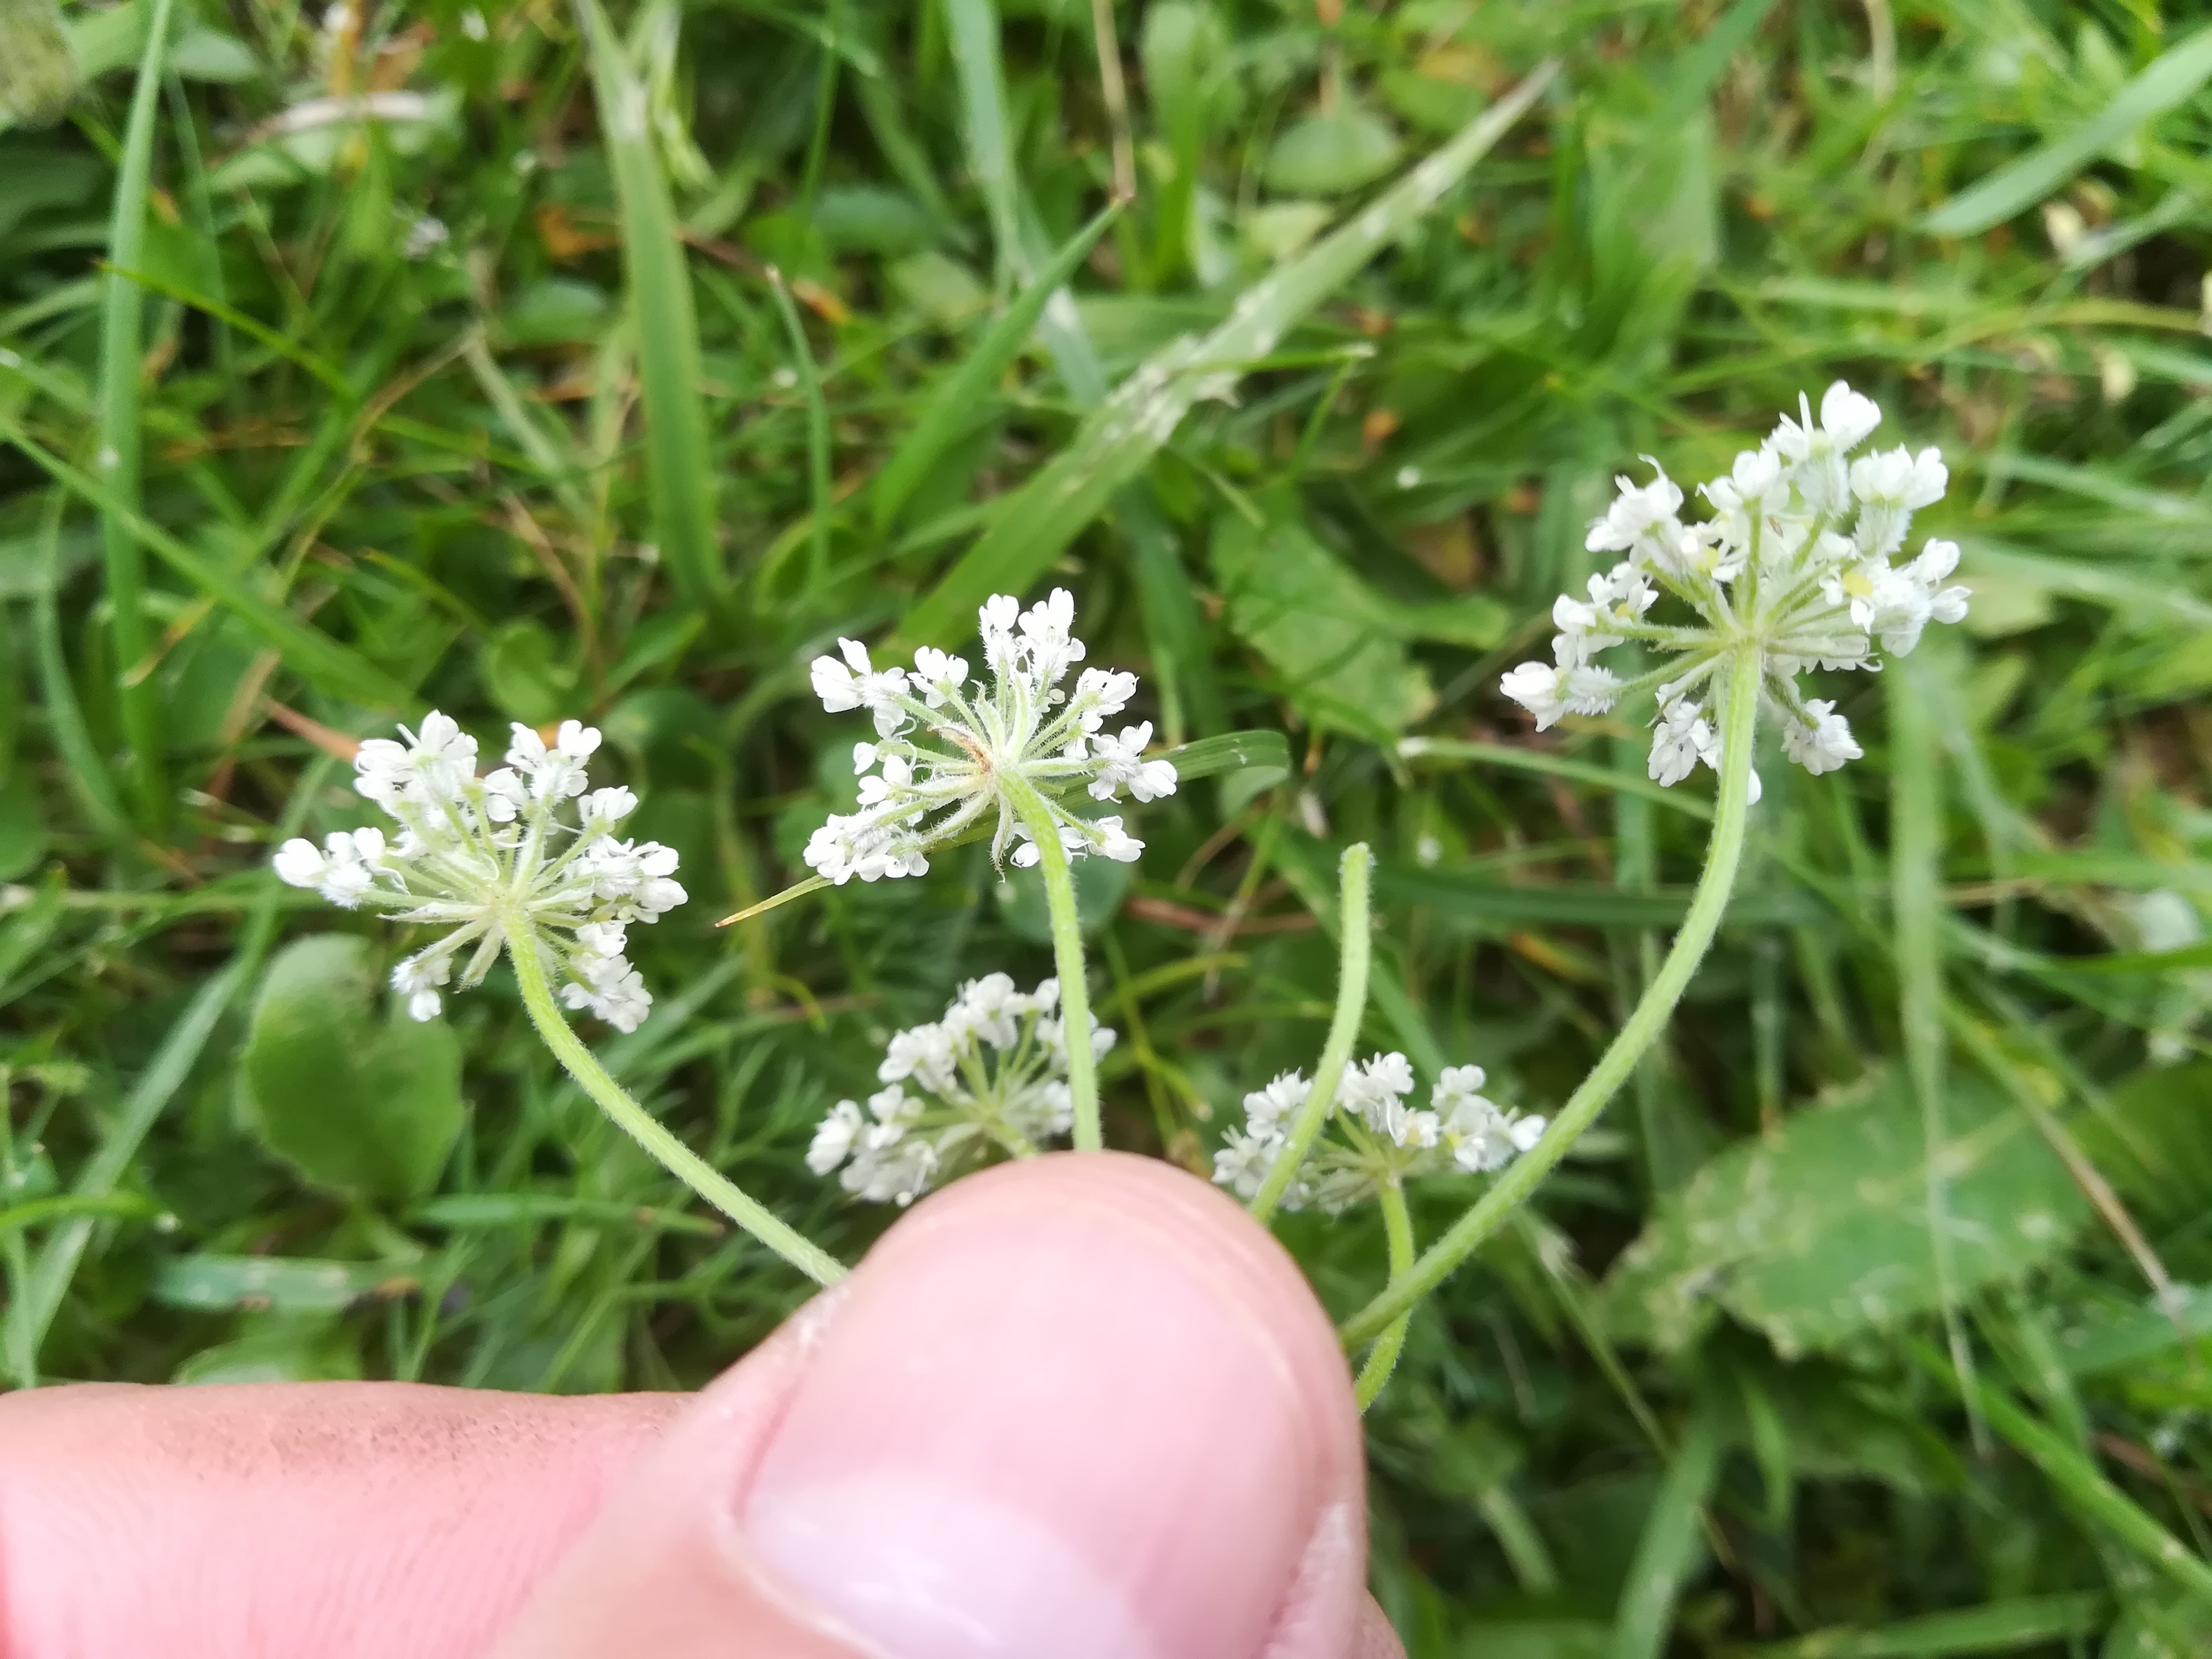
[1212,1054,1543,1212]
[806,974,1117,1204]
[803,588,1177,884]
[272,713,685,1031]
[1499,382,1970,796]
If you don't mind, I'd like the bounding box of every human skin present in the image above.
[0,1153,1407,1659]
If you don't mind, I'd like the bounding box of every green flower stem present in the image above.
[1250,843,1372,1224]
[508,936,845,1286]
[1338,652,1762,1349]
[1000,775,1103,1151]
[1353,1180,1414,1411]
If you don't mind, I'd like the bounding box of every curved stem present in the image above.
[508,935,845,1286]
[999,776,1101,1150]
[1251,843,1372,1223]
[1339,650,1762,1348]
[1353,1180,1415,1410]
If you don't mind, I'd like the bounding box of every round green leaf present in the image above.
[1263,108,1403,197]
[239,935,465,1203]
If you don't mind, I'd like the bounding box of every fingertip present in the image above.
[498,1152,1371,1659]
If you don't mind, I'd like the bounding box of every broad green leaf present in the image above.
[997,855,1130,943]
[1211,510,1433,741]
[240,936,465,1203]
[1923,26,2212,237]
[481,619,581,727]
[1602,1074,2087,1356]
[1160,729,1291,785]
[2071,1060,2212,1225]
[172,1317,363,1383]
[1263,107,1403,197]
[152,1253,414,1312]
[890,61,1558,650]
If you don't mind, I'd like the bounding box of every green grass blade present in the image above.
[940,0,1022,285]
[765,268,832,595]
[1890,655,1982,1449]
[1611,1402,1724,1659]
[892,60,1558,649]
[1923,26,2212,236]
[1401,735,1716,819]
[1729,1593,2109,1656]
[28,493,129,843]
[575,0,721,612]
[96,0,179,829]
[871,203,1120,531]
[1,420,412,709]
[10,759,330,1376]
[1905,1335,2212,1604]
[105,262,355,401]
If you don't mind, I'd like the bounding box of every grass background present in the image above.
[5,0,2212,1651]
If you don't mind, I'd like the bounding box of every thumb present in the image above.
[489,1152,1382,1659]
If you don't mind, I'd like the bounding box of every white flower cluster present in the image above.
[805,974,1118,1205]
[803,588,1178,885]
[1501,383,1971,796]
[272,713,685,1031]
[1212,1056,1544,1212]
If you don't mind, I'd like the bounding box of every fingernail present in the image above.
[739,1164,1342,1659]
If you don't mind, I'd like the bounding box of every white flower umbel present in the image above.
[1341,388,1975,1356]
[1501,381,1969,798]
[272,712,842,1288]
[273,713,683,1032]
[803,587,1174,1156]
[807,975,1117,1205]
[1213,1055,1545,1214]
[803,588,1177,884]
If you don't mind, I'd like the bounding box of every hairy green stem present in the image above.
[1251,842,1372,1223]
[1339,653,1761,1348]
[1353,1180,1414,1410]
[1000,777,1103,1150]
[509,935,845,1285]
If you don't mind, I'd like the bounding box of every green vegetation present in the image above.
[5,0,2212,1651]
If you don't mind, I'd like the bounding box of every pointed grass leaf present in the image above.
[1922,26,2212,237]
[240,936,464,1203]
[891,61,1557,649]
[872,203,1120,531]
[574,0,720,611]
[1602,1074,2087,1357]
[97,0,178,827]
